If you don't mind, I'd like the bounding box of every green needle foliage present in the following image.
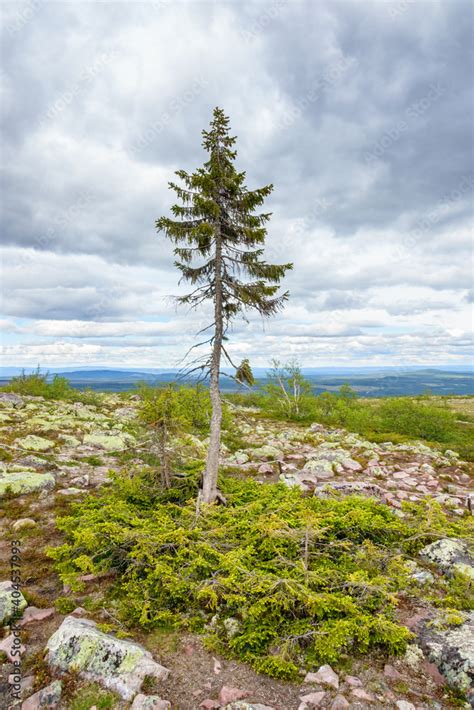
[235,358,255,387]
[156,107,292,503]
[50,476,472,680]
[136,383,232,488]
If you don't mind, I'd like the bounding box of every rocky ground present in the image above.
[0,392,473,709]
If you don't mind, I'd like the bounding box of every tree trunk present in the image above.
[159,425,171,489]
[202,226,223,504]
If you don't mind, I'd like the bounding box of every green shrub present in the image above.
[261,360,313,420]
[377,399,457,442]
[48,475,451,678]
[3,368,100,405]
[137,382,232,437]
[54,596,78,614]
[68,683,117,710]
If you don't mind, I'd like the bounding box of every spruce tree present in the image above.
[156,107,292,504]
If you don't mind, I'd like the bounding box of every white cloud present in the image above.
[0,0,472,367]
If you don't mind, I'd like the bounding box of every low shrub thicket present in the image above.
[3,368,100,405]
[49,473,472,679]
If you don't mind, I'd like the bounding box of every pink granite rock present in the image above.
[304,664,339,689]
[19,607,55,626]
[384,664,403,681]
[22,680,62,709]
[299,691,326,707]
[351,688,376,702]
[218,687,251,705]
[0,633,25,662]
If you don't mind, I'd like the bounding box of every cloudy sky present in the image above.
[1,0,473,369]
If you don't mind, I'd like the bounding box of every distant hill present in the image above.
[0,366,472,397]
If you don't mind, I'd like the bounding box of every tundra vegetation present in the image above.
[0,367,473,707]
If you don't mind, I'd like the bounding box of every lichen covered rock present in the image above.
[0,580,27,625]
[22,680,62,709]
[83,432,133,451]
[419,538,474,578]
[15,434,55,452]
[418,611,474,694]
[0,471,55,497]
[251,445,282,461]
[0,392,24,407]
[130,695,171,709]
[302,459,334,479]
[46,615,169,700]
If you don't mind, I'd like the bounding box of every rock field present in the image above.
[0,392,472,709]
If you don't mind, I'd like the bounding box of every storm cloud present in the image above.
[0,0,472,367]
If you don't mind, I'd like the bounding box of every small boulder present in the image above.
[16,456,50,470]
[417,611,474,694]
[232,451,250,465]
[219,687,251,704]
[70,607,87,617]
[341,458,362,472]
[21,680,62,710]
[16,435,55,452]
[351,688,375,702]
[419,538,474,578]
[12,518,37,532]
[19,606,55,626]
[223,705,275,710]
[56,487,84,496]
[0,471,55,497]
[69,474,90,488]
[130,695,171,709]
[251,445,282,461]
[0,632,25,661]
[330,696,350,709]
[83,433,133,452]
[304,664,339,689]
[384,664,403,681]
[395,702,416,710]
[0,580,27,625]
[46,615,169,700]
[9,673,34,698]
[0,392,24,406]
[344,675,362,687]
[299,691,326,707]
[303,460,334,479]
[60,435,81,447]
